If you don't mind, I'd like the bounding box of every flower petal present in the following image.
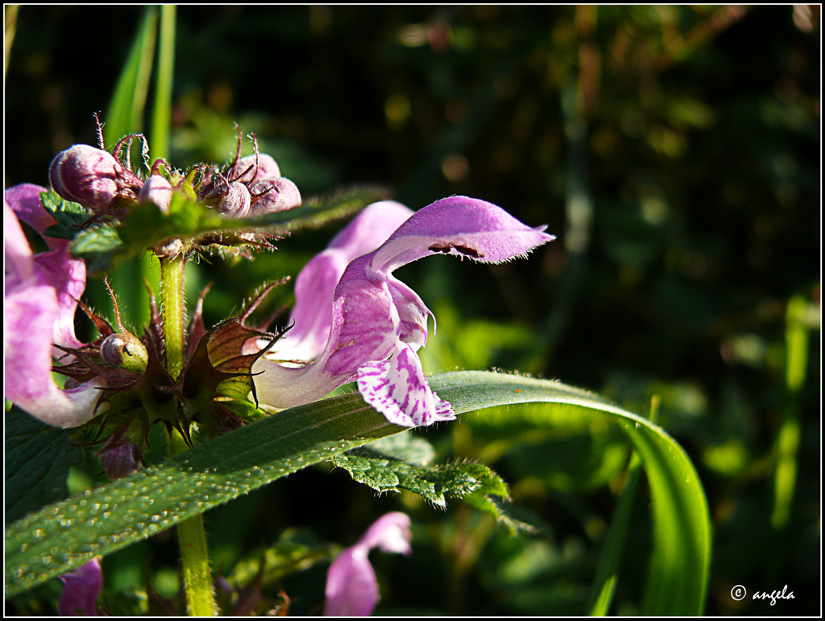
[324,548,378,616]
[58,557,102,616]
[273,201,413,363]
[4,201,36,287]
[5,185,86,350]
[357,342,454,427]
[5,281,103,428]
[4,184,64,250]
[371,195,555,274]
[355,511,413,554]
[324,513,411,616]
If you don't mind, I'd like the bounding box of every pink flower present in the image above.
[324,512,412,616]
[4,184,103,428]
[58,557,102,616]
[253,196,554,427]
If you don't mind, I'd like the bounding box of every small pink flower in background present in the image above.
[324,512,412,616]
[58,557,102,616]
[4,184,103,428]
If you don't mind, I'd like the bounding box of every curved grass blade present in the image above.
[101,6,159,329]
[586,396,659,615]
[149,5,176,162]
[5,371,710,616]
[104,6,157,151]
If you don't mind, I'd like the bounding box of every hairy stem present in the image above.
[160,250,217,615]
[160,252,186,379]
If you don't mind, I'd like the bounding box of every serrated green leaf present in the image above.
[5,371,710,616]
[70,225,126,273]
[332,450,508,512]
[364,432,436,466]
[71,224,124,254]
[4,406,83,523]
[39,190,89,241]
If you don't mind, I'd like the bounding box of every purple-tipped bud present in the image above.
[49,144,143,212]
[249,177,302,216]
[215,182,252,218]
[97,440,143,480]
[138,175,173,213]
[230,153,281,184]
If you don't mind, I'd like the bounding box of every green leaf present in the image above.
[4,406,83,524]
[365,431,436,466]
[39,190,89,241]
[5,371,710,616]
[105,7,158,150]
[246,186,392,233]
[70,186,390,274]
[149,5,176,161]
[226,528,336,587]
[332,450,507,510]
[586,397,659,616]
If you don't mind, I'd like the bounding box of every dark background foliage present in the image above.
[5,5,820,616]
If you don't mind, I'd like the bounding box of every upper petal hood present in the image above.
[370,195,554,274]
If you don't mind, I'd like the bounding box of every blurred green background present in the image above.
[5,5,820,616]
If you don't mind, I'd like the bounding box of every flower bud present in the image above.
[229,153,281,184]
[138,175,173,213]
[49,144,143,211]
[97,440,143,480]
[248,177,302,216]
[100,333,148,374]
[215,182,252,218]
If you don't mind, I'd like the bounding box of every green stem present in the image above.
[168,430,218,616]
[160,251,216,615]
[160,252,186,379]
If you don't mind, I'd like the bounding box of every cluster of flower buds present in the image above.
[48,128,300,223]
[197,132,301,218]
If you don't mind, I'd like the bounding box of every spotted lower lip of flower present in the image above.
[252,195,554,427]
[4,184,104,428]
[323,512,412,616]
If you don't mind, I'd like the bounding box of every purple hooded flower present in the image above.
[324,512,412,616]
[58,557,102,616]
[4,184,103,428]
[252,196,553,427]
